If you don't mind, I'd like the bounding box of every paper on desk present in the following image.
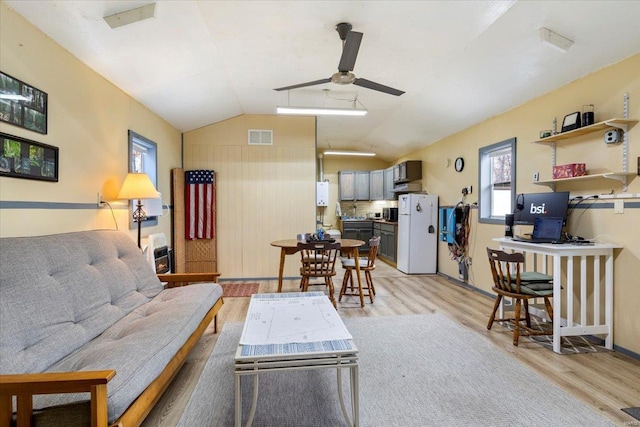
[239,294,352,345]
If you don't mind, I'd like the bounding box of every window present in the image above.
[478,137,516,224]
[128,130,158,228]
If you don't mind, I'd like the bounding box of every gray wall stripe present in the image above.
[0,201,174,210]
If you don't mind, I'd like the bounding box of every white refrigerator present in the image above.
[397,193,438,274]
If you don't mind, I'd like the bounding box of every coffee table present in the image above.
[234,292,359,426]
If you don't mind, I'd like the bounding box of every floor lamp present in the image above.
[118,172,159,249]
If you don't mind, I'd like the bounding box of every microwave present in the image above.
[383,207,398,222]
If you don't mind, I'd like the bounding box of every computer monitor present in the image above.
[513,191,570,225]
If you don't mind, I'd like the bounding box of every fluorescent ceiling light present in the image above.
[104,3,156,29]
[540,27,573,52]
[324,151,376,157]
[277,106,367,116]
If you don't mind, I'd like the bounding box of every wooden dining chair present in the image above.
[297,241,341,307]
[486,247,555,346]
[339,236,380,306]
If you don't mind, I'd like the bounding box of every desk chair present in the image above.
[339,236,380,307]
[486,248,554,346]
[298,241,341,307]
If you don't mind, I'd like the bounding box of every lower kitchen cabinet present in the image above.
[373,222,397,264]
[340,221,373,253]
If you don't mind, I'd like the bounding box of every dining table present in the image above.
[270,238,366,305]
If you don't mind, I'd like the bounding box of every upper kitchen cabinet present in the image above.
[354,171,370,200]
[339,171,370,200]
[369,170,385,200]
[339,171,355,200]
[384,167,395,200]
[393,160,422,184]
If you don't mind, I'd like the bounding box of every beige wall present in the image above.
[407,53,640,353]
[0,3,181,242]
[183,115,316,279]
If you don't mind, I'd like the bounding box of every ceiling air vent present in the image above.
[248,130,273,146]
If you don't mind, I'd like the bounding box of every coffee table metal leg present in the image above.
[235,372,260,427]
[235,373,241,427]
[336,360,359,427]
[351,363,359,426]
[246,373,259,426]
[336,366,351,426]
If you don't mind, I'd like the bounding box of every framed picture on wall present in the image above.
[0,71,48,134]
[0,132,58,182]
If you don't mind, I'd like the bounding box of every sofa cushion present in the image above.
[0,230,164,375]
[32,282,223,424]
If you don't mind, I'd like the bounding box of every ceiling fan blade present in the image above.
[353,78,405,96]
[274,78,331,91]
[338,31,363,72]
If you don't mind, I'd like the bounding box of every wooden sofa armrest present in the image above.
[0,370,116,427]
[157,272,220,288]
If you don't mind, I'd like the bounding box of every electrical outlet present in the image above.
[97,192,103,207]
[466,185,472,194]
[533,172,539,182]
[614,200,624,214]
[467,257,472,266]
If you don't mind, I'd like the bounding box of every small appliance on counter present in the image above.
[383,207,398,222]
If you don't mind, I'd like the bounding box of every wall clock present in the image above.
[454,157,464,172]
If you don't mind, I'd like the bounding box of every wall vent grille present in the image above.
[248,130,273,145]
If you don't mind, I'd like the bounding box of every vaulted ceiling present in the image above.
[5,1,640,161]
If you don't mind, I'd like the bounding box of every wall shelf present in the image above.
[534,118,637,145]
[533,171,636,189]
[534,101,637,191]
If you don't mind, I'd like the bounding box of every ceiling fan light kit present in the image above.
[276,106,367,116]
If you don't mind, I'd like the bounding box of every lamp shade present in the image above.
[117,173,159,200]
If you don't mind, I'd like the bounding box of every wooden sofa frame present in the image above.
[0,273,222,427]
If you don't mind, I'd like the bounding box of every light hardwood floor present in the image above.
[143,259,640,426]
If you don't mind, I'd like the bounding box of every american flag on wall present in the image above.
[185,170,215,240]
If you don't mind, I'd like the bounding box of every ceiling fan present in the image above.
[274,23,405,96]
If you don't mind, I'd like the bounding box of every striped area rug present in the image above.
[220,282,259,297]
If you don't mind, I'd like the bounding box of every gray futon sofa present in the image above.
[0,230,223,426]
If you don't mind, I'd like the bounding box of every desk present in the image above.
[271,239,365,304]
[494,238,622,353]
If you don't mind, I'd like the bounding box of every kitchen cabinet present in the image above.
[339,171,370,200]
[369,170,384,200]
[373,221,397,264]
[393,160,422,184]
[338,171,355,200]
[533,117,637,191]
[354,171,370,200]
[341,221,373,253]
[384,167,395,200]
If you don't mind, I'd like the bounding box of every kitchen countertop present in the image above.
[338,218,397,225]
